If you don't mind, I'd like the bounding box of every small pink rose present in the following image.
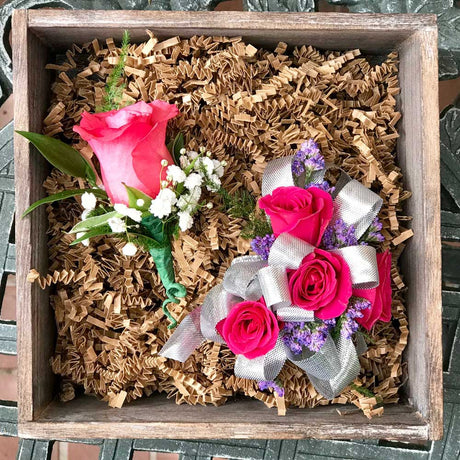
[74,100,179,205]
[258,186,333,246]
[288,248,352,320]
[216,299,279,359]
[354,250,393,330]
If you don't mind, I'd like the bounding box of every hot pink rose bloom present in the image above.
[354,250,392,330]
[258,186,333,246]
[288,248,352,320]
[216,299,279,359]
[73,100,179,205]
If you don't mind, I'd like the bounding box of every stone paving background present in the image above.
[0,0,459,459]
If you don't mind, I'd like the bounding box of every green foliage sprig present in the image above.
[219,187,272,239]
[98,30,130,112]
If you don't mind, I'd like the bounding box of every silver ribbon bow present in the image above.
[160,155,382,400]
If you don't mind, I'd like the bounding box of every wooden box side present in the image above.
[26,10,436,53]
[398,28,443,439]
[13,9,56,422]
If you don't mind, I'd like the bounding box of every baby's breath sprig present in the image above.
[148,146,224,234]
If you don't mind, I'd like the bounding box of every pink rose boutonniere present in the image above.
[288,248,352,320]
[258,186,333,246]
[354,250,393,330]
[216,299,280,359]
[74,100,179,205]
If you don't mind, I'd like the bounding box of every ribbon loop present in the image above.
[234,337,287,381]
[200,284,241,342]
[268,233,315,269]
[262,156,295,196]
[223,256,267,300]
[274,305,315,322]
[333,173,383,238]
[333,245,379,289]
[258,265,291,310]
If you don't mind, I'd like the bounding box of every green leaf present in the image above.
[127,232,164,250]
[70,224,115,246]
[123,184,152,211]
[16,131,96,181]
[69,210,120,234]
[85,163,97,187]
[22,188,107,218]
[168,132,185,165]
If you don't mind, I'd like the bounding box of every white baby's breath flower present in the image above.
[206,202,213,209]
[159,188,177,204]
[200,157,215,175]
[114,203,142,222]
[180,148,186,155]
[81,192,97,210]
[161,159,169,167]
[136,199,145,207]
[178,211,194,232]
[76,232,89,247]
[184,173,203,190]
[206,175,221,192]
[127,208,142,222]
[166,165,186,184]
[149,188,177,219]
[212,159,225,178]
[108,217,126,233]
[177,186,201,213]
[179,155,190,169]
[188,150,199,160]
[114,203,129,215]
[122,242,137,256]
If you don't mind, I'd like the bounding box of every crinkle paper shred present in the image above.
[34,32,412,416]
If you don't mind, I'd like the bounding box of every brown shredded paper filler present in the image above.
[34,32,411,417]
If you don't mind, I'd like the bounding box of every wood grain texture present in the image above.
[19,395,429,441]
[12,9,55,423]
[13,9,442,441]
[26,10,436,54]
[398,28,443,440]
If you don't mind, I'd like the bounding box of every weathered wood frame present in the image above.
[13,9,442,441]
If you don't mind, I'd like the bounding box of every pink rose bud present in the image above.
[258,186,333,246]
[216,299,279,359]
[74,100,179,205]
[288,248,352,320]
[354,250,393,330]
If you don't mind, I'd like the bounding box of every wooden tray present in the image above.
[13,9,442,441]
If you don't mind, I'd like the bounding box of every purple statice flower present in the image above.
[259,380,285,397]
[362,216,385,243]
[281,320,334,354]
[304,152,325,171]
[291,158,305,176]
[251,233,275,260]
[292,139,325,180]
[321,218,358,250]
[340,297,371,339]
[306,180,335,195]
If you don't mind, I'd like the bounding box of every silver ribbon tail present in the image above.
[308,334,361,400]
[159,306,204,363]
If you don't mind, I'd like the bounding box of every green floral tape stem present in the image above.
[142,215,186,329]
[149,244,186,329]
